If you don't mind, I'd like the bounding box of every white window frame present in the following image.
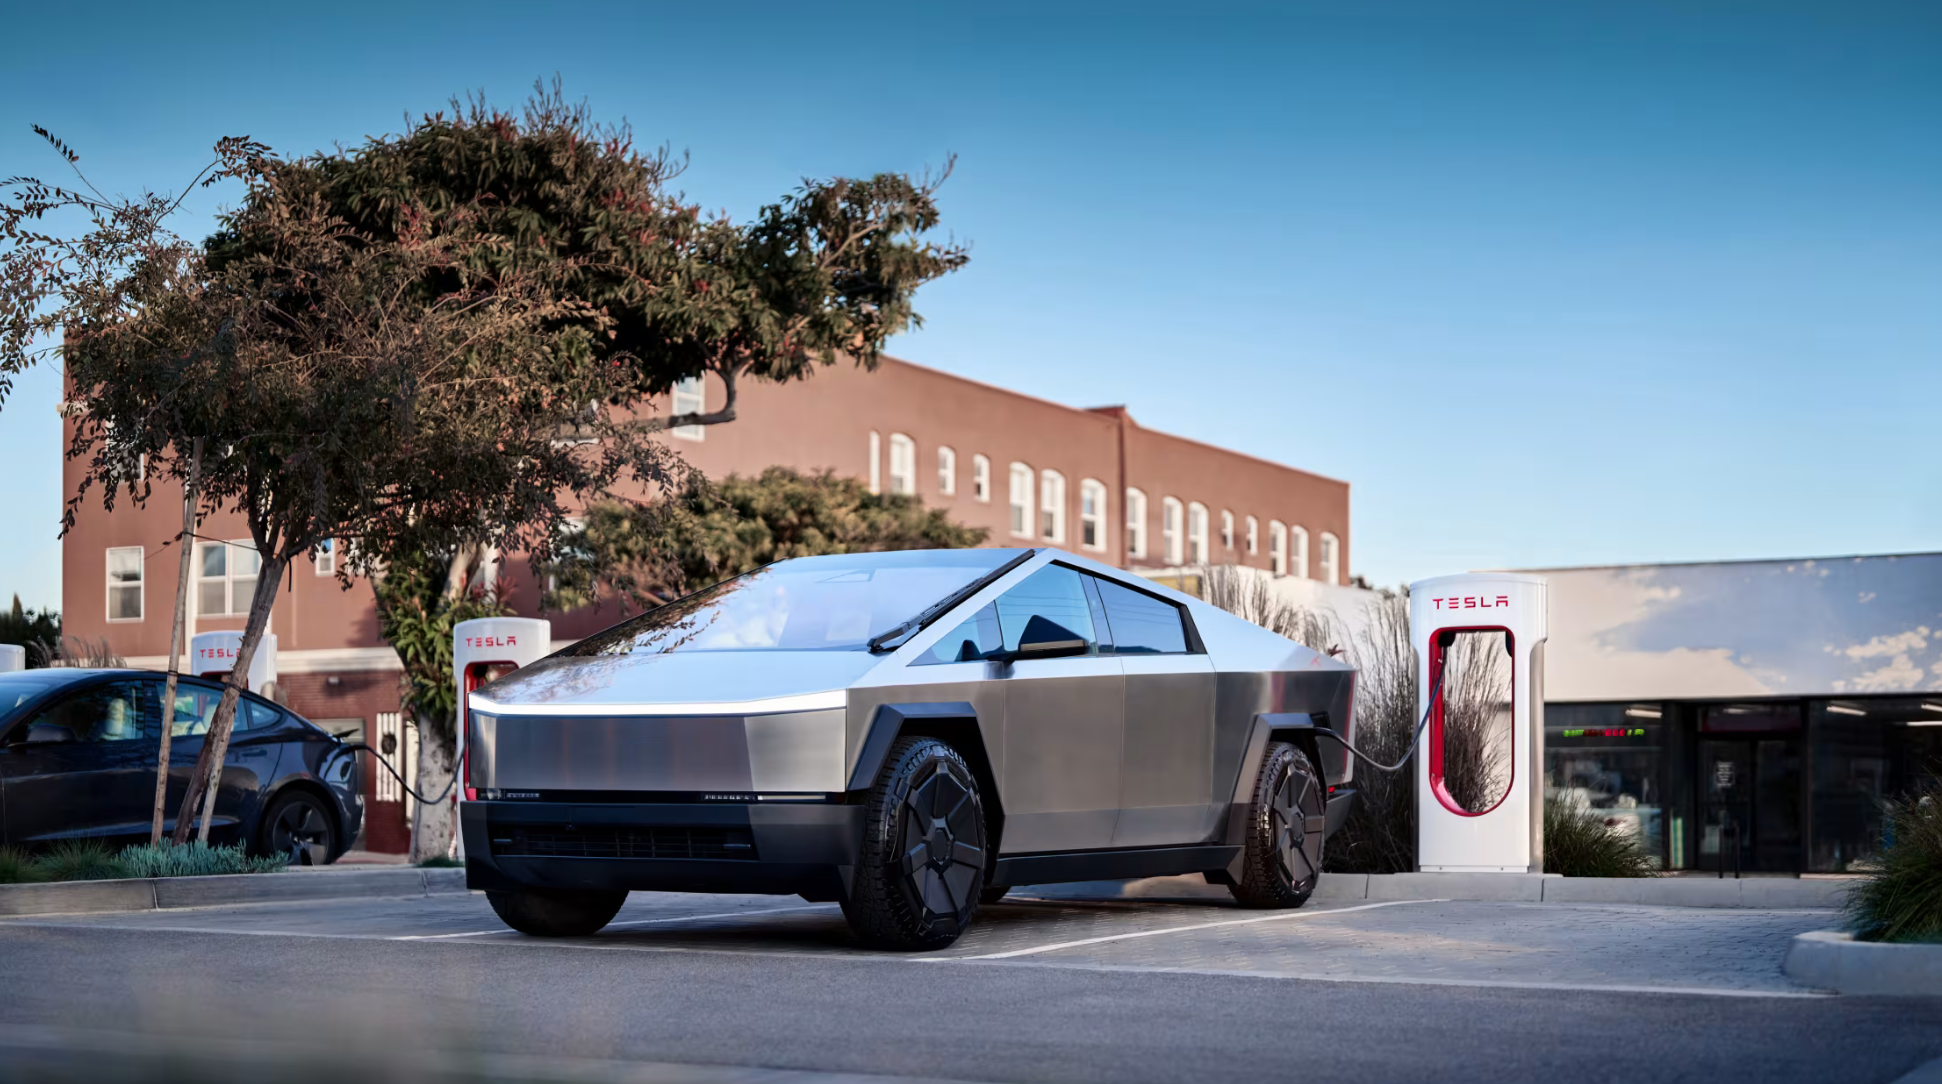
[1269,520,1287,576]
[1008,463,1034,539]
[1125,488,1148,559]
[937,446,956,497]
[971,454,991,502]
[197,538,262,618]
[887,432,917,496]
[670,376,706,441]
[1290,525,1311,580]
[313,538,337,577]
[1078,479,1108,552]
[1220,510,1234,552]
[105,546,144,622]
[1162,497,1184,566]
[1245,515,1259,556]
[1320,531,1341,585]
[868,431,882,494]
[1187,502,1209,565]
[1039,469,1066,543]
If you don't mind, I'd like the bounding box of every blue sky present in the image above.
[3,1,1938,611]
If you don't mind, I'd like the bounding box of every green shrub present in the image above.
[115,841,287,879]
[1544,797,1655,878]
[33,841,125,881]
[1847,786,1942,944]
[0,847,42,885]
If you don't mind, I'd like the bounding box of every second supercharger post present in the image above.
[1409,573,1548,873]
[451,617,550,858]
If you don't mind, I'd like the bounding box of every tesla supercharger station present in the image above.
[0,645,23,672]
[451,617,550,858]
[189,630,278,696]
[1410,573,1548,873]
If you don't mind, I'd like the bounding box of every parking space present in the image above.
[2,886,1838,996]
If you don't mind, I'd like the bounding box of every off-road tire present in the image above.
[843,736,988,950]
[978,884,1012,905]
[1229,741,1324,909]
[486,887,628,937]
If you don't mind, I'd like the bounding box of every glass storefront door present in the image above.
[1697,733,1802,873]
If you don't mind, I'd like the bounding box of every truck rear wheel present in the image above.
[843,736,988,950]
[1229,741,1324,909]
[486,886,628,937]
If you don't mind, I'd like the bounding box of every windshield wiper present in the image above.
[867,550,1036,653]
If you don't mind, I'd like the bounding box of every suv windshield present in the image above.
[561,550,1025,656]
[0,671,76,722]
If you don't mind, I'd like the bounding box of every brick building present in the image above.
[60,356,1351,850]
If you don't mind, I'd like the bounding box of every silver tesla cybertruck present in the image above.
[463,548,1358,949]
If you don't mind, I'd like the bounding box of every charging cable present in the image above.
[340,741,457,806]
[1304,652,1445,775]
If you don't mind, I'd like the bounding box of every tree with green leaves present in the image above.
[548,467,991,612]
[0,596,60,658]
[4,82,966,856]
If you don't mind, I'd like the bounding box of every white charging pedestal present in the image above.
[189,630,279,698]
[0,645,24,672]
[451,617,551,858]
[1410,573,1548,873]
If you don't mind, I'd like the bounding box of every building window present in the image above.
[1079,479,1107,551]
[198,539,261,617]
[1008,463,1034,538]
[1162,497,1184,565]
[313,539,336,577]
[1245,515,1259,556]
[868,431,881,494]
[105,546,143,622]
[1269,520,1287,576]
[1220,510,1235,551]
[1125,488,1148,559]
[670,376,706,441]
[1319,532,1340,585]
[1039,469,1066,543]
[888,433,917,496]
[937,446,956,496]
[971,454,990,502]
[1187,502,1209,564]
[1290,525,1310,580]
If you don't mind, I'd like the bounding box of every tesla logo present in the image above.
[1432,596,1510,610]
[197,646,238,659]
[465,635,518,648]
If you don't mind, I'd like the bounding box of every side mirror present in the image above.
[1001,615,1090,662]
[25,722,78,744]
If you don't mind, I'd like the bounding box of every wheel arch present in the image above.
[847,702,1005,866]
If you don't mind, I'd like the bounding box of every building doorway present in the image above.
[1696,704,1804,873]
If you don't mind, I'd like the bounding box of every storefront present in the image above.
[1535,553,1942,873]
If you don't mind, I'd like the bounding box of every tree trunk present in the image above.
[152,439,200,846]
[172,552,286,847]
[408,709,457,863]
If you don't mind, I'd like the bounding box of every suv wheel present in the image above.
[1229,741,1324,908]
[843,736,988,950]
[260,790,338,864]
[486,887,628,937]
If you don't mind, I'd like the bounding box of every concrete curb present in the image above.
[1020,872,1853,909]
[0,866,468,917]
[1783,930,1942,997]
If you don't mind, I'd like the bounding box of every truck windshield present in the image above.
[561,550,1024,656]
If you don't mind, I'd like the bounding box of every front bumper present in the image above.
[462,799,865,900]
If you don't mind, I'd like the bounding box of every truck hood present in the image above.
[467,650,883,715]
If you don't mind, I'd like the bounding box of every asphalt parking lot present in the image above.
[2,888,1939,1084]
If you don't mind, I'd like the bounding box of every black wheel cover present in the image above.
[1268,755,1323,889]
[893,759,986,925]
[267,793,334,858]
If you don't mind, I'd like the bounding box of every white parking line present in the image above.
[389,903,838,940]
[933,898,1447,961]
